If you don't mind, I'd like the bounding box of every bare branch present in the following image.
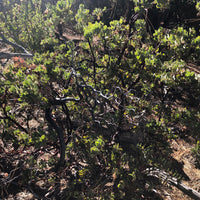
[0,52,33,59]
[0,31,33,59]
[45,107,66,167]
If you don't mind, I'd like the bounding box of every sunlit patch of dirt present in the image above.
[171,139,200,188]
[61,27,84,41]
[160,138,200,200]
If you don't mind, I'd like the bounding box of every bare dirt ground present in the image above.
[162,139,200,200]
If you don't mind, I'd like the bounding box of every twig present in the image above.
[3,107,29,134]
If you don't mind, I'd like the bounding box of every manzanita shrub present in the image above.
[0,0,200,199]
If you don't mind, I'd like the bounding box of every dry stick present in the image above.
[0,52,33,59]
[45,107,66,167]
[145,168,200,200]
[0,31,33,58]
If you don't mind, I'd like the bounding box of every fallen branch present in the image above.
[0,31,33,59]
[145,168,200,200]
[0,52,33,59]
